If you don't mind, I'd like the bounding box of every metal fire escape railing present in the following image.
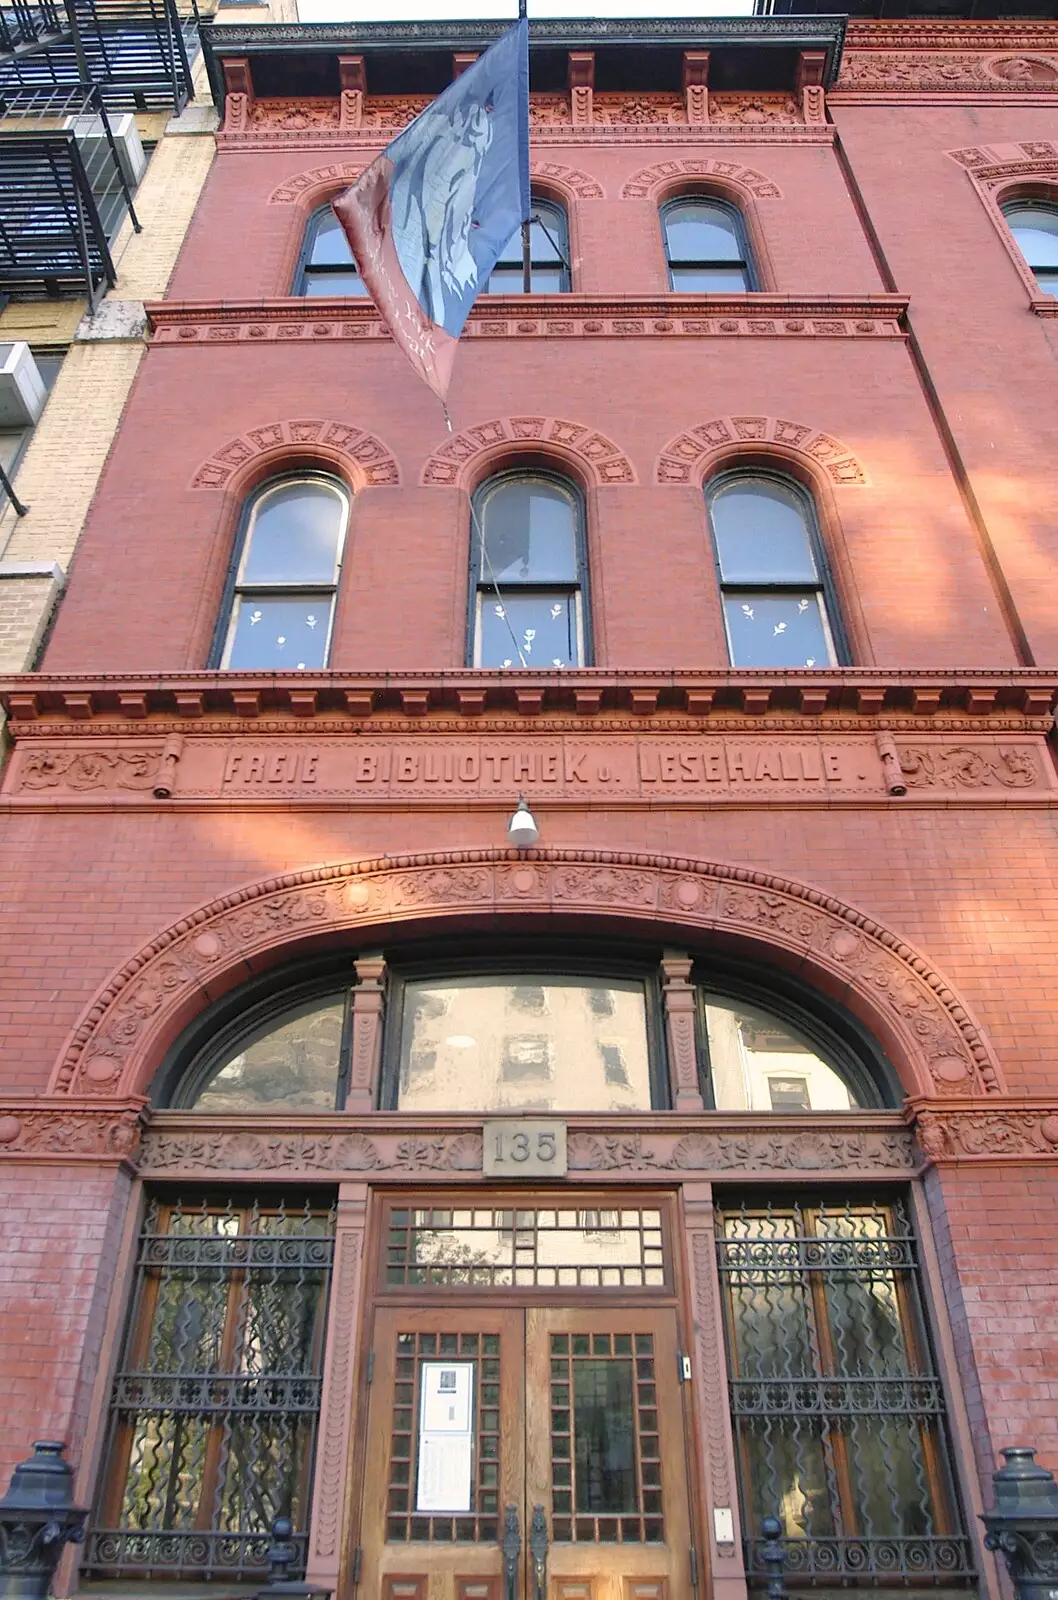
[0,0,204,114]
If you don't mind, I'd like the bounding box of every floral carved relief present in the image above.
[708,93,801,125]
[268,163,366,204]
[191,419,399,491]
[0,1105,142,1157]
[839,51,1058,92]
[420,416,636,487]
[915,1106,1058,1161]
[49,850,1002,1103]
[531,161,604,199]
[898,746,1039,788]
[656,416,868,487]
[620,158,782,201]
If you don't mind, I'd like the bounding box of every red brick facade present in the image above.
[4,16,1058,1600]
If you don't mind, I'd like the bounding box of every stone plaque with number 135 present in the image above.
[483,1120,568,1177]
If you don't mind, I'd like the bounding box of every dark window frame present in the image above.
[705,467,850,669]
[379,955,668,1112]
[208,470,351,672]
[486,193,571,294]
[1000,196,1058,295]
[661,194,757,292]
[293,201,366,296]
[466,467,593,668]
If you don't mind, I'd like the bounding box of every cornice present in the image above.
[144,294,906,347]
[217,124,835,151]
[2,670,1053,729]
[845,19,1058,52]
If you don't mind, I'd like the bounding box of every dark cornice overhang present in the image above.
[200,15,847,110]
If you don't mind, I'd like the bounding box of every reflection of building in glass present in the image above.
[703,999,855,1112]
[398,978,651,1112]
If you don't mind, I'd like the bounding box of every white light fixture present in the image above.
[506,794,540,848]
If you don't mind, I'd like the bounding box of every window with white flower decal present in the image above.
[704,472,846,669]
[213,475,350,671]
[468,471,589,668]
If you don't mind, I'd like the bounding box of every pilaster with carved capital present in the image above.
[348,956,387,1112]
[662,952,705,1112]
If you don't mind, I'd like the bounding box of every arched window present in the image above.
[661,196,755,291]
[1001,199,1058,296]
[705,471,845,668]
[294,204,367,296]
[213,475,350,671]
[468,471,589,668]
[487,196,570,292]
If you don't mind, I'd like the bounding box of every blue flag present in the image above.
[333,21,530,401]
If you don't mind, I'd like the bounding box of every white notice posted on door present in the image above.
[416,1362,475,1513]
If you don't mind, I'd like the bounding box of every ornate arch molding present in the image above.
[532,161,604,199]
[421,416,636,488]
[191,419,400,492]
[50,849,1002,1102]
[656,415,869,488]
[947,143,1058,304]
[620,159,782,201]
[268,163,366,204]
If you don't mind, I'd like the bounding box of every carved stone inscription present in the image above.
[8,735,1050,804]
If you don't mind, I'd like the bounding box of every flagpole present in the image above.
[520,0,532,293]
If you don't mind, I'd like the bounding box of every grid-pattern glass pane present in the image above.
[386,1331,501,1545]
[298,209,368,296]
[395,977,650,1112]
[702,997,859,1112]
[187,995,346,1112]
[1004,204,1058,296]
[664,198,750,291]
[549,1331,664,1544]
[86,1197,336,1582]
[225,593,336,671]
[385,1207,666,1290]
[717,1197,973,1587]
[488,200,569,292]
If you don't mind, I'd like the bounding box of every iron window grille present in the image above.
[85,1194,336,1582]
[716,1194,974,1588]
[486,196,570,293]
[293,202,367,297]
[468,470,591,669]
[661,196,756,292]
[705,470,848,670]
[1001,200,1058,298]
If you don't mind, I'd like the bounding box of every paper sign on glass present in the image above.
[416,1362,475,1513]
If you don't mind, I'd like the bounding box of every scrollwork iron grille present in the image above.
[716,1195,974,1588]
[84,1194,336,1581]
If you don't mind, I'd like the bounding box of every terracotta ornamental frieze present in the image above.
[4,1102,1058,1168]
[4,731,1052,807]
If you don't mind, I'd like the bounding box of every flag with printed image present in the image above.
[332,20,530,402]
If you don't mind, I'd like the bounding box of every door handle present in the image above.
[529,1504,548,1600]
[501,1503,521,1600]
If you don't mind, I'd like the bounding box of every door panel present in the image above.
[358,1305,691,1600]
[525,1308,691,1600]
[360,1308,525,1600]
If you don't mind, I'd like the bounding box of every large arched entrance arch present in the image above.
[51,847,1002,1101]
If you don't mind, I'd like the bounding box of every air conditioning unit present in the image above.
[0,343,48,428]
[63,112,147,193]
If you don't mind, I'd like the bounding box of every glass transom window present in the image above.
[181,994,347,1112]
[395,977,651,1113]
[1003,202,1058,296]
[702,996,860,1112]
[470,473,588,669]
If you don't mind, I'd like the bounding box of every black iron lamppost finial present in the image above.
[981,1446,1058,1600]
[0,1440,87,1600]
[760,1516,789,1600]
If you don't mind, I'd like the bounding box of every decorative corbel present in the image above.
[152,734,184,799]
[661,951,705,1112]
[347,954,387,1111]
[222,57,253,133]
[568,51,594,127]
[683,51,709,126]
[338,54,365,130]
[797,50,827,126]
[876,730,908,797]
[453,51,480,78]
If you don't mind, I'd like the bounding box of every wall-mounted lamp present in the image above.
[506,795,539,848]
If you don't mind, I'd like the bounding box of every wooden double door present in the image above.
[356,1304,694,1600]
